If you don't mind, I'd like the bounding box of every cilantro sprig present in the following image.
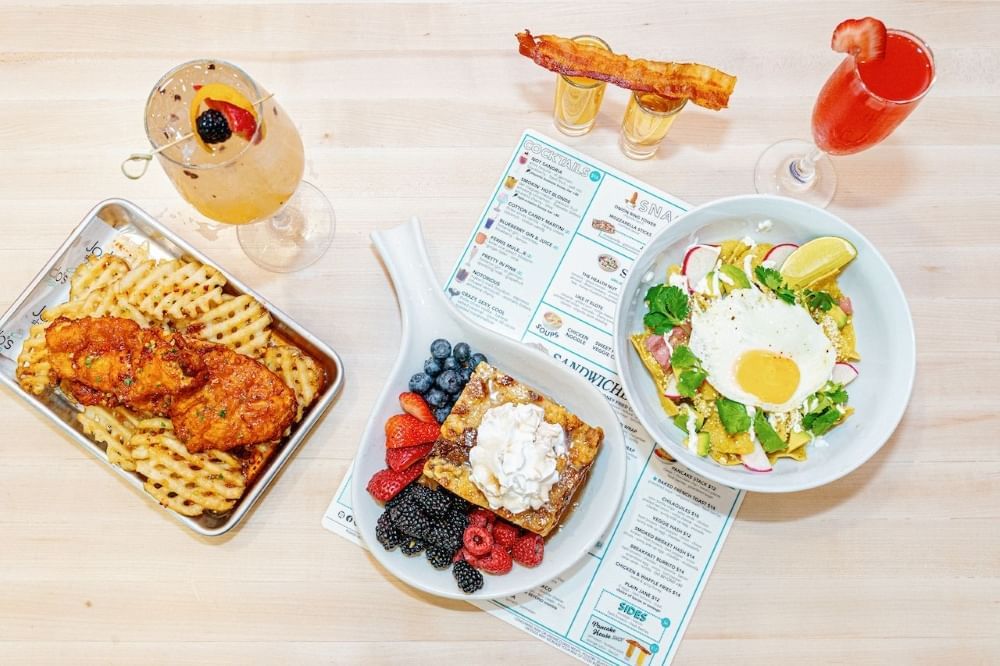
[804,289,835,312]
[802,381,849,435]
[643,285,690,334]
[670,345,707,398]
[754,266,796,305]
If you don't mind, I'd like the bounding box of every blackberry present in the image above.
[195,109,232,144]
[453,561,484,594]
[426,524,462,555]
[390,502,431,539]
[426,546,453,570]
[400,537,426,556]
[376,510,404,551]
[449,497,474,517]
[413,486,451,519]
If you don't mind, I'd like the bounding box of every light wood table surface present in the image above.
[1,2,997,664]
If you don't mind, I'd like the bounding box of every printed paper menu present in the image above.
[323,130,744,666]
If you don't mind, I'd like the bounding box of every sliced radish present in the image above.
[664,374,680,400]
[681,244,720,291]
[763,243,799,268]
[832,362,859,386]
[741,439,773,473]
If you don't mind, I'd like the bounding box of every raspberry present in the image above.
[474,546,513,575]
[492,521,520,550]
[511,533,545,567]
[468,508,496,529]
[463,525,494,557]
[452,561,484,594]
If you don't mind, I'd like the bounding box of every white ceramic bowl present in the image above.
[350,218,627,600]
[614,195,915,492]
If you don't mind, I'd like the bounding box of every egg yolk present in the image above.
[735,350,800,405]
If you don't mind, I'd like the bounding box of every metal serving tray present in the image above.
[0,199,344,536]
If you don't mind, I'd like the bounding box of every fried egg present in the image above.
[688,288,835,411]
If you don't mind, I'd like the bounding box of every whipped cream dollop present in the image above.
[469,403,567,514]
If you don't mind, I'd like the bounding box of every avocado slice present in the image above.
[684,431,711,457]
[672,405,705,431]
[719,264,751,291]
[787,430,811,452]
[828,304,849,329]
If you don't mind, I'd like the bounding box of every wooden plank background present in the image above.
[0,2,997,664]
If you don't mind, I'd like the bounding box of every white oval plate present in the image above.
[351,218,627,600]
[614,195,915,493]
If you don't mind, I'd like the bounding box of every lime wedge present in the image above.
[779,236,857,288]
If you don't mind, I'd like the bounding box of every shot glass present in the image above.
[619,92,687,159]
[553,35,611,136]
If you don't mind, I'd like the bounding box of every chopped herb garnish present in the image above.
[803,406,842,435]
[84,355,96,367]
[804,289,835,312]
[643,285,690,334]
[122,376,134,387]
[218,408,228,419]
[716,397,750,434]
[754,266,796,304]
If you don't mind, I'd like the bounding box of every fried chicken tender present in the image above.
[171,345,296,453]
[46,316,205,415]
[45,316,296,453]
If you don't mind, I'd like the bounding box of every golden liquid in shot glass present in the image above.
[620,92,687,159]
[553,35,611,136]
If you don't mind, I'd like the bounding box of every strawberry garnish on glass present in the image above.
[831,17,887,62]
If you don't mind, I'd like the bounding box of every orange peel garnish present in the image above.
[516,30,737,111]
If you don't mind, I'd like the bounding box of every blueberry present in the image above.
[434,407,451,424]
[453,342,471,363]
[442,356,461,371]
[408,372,433,394]
[425,388,448,408]
[469,352,488,368]
[436,369,461,395]
[424,357,443,377]
[430,338,452,360]
[459,366,474,384]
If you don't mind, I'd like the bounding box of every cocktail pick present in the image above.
[120,93,275,180]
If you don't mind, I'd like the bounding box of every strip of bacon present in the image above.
[516,30,737,110]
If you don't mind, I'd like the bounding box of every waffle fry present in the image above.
[264,346,324,422]
[241,441,279,484]
[69,255,130,300]
[42,286,150,328]
[107,236,150,268]
[15,324,53,395]
[117,259,227,321]
[78,405,142,471]
[191,294,272,357]
[131,419,246,516]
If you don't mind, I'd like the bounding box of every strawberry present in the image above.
[204,98,258,141]
[463,525,494,557]
[399,392,436,423]
[365,464,423,503]
[831,17,887,63]
[385,442,433,472]
[511,533,545,567]
[474,545,513,575]
[492,521,521,551]
[468,508,496,529]
[384,413,440,449]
